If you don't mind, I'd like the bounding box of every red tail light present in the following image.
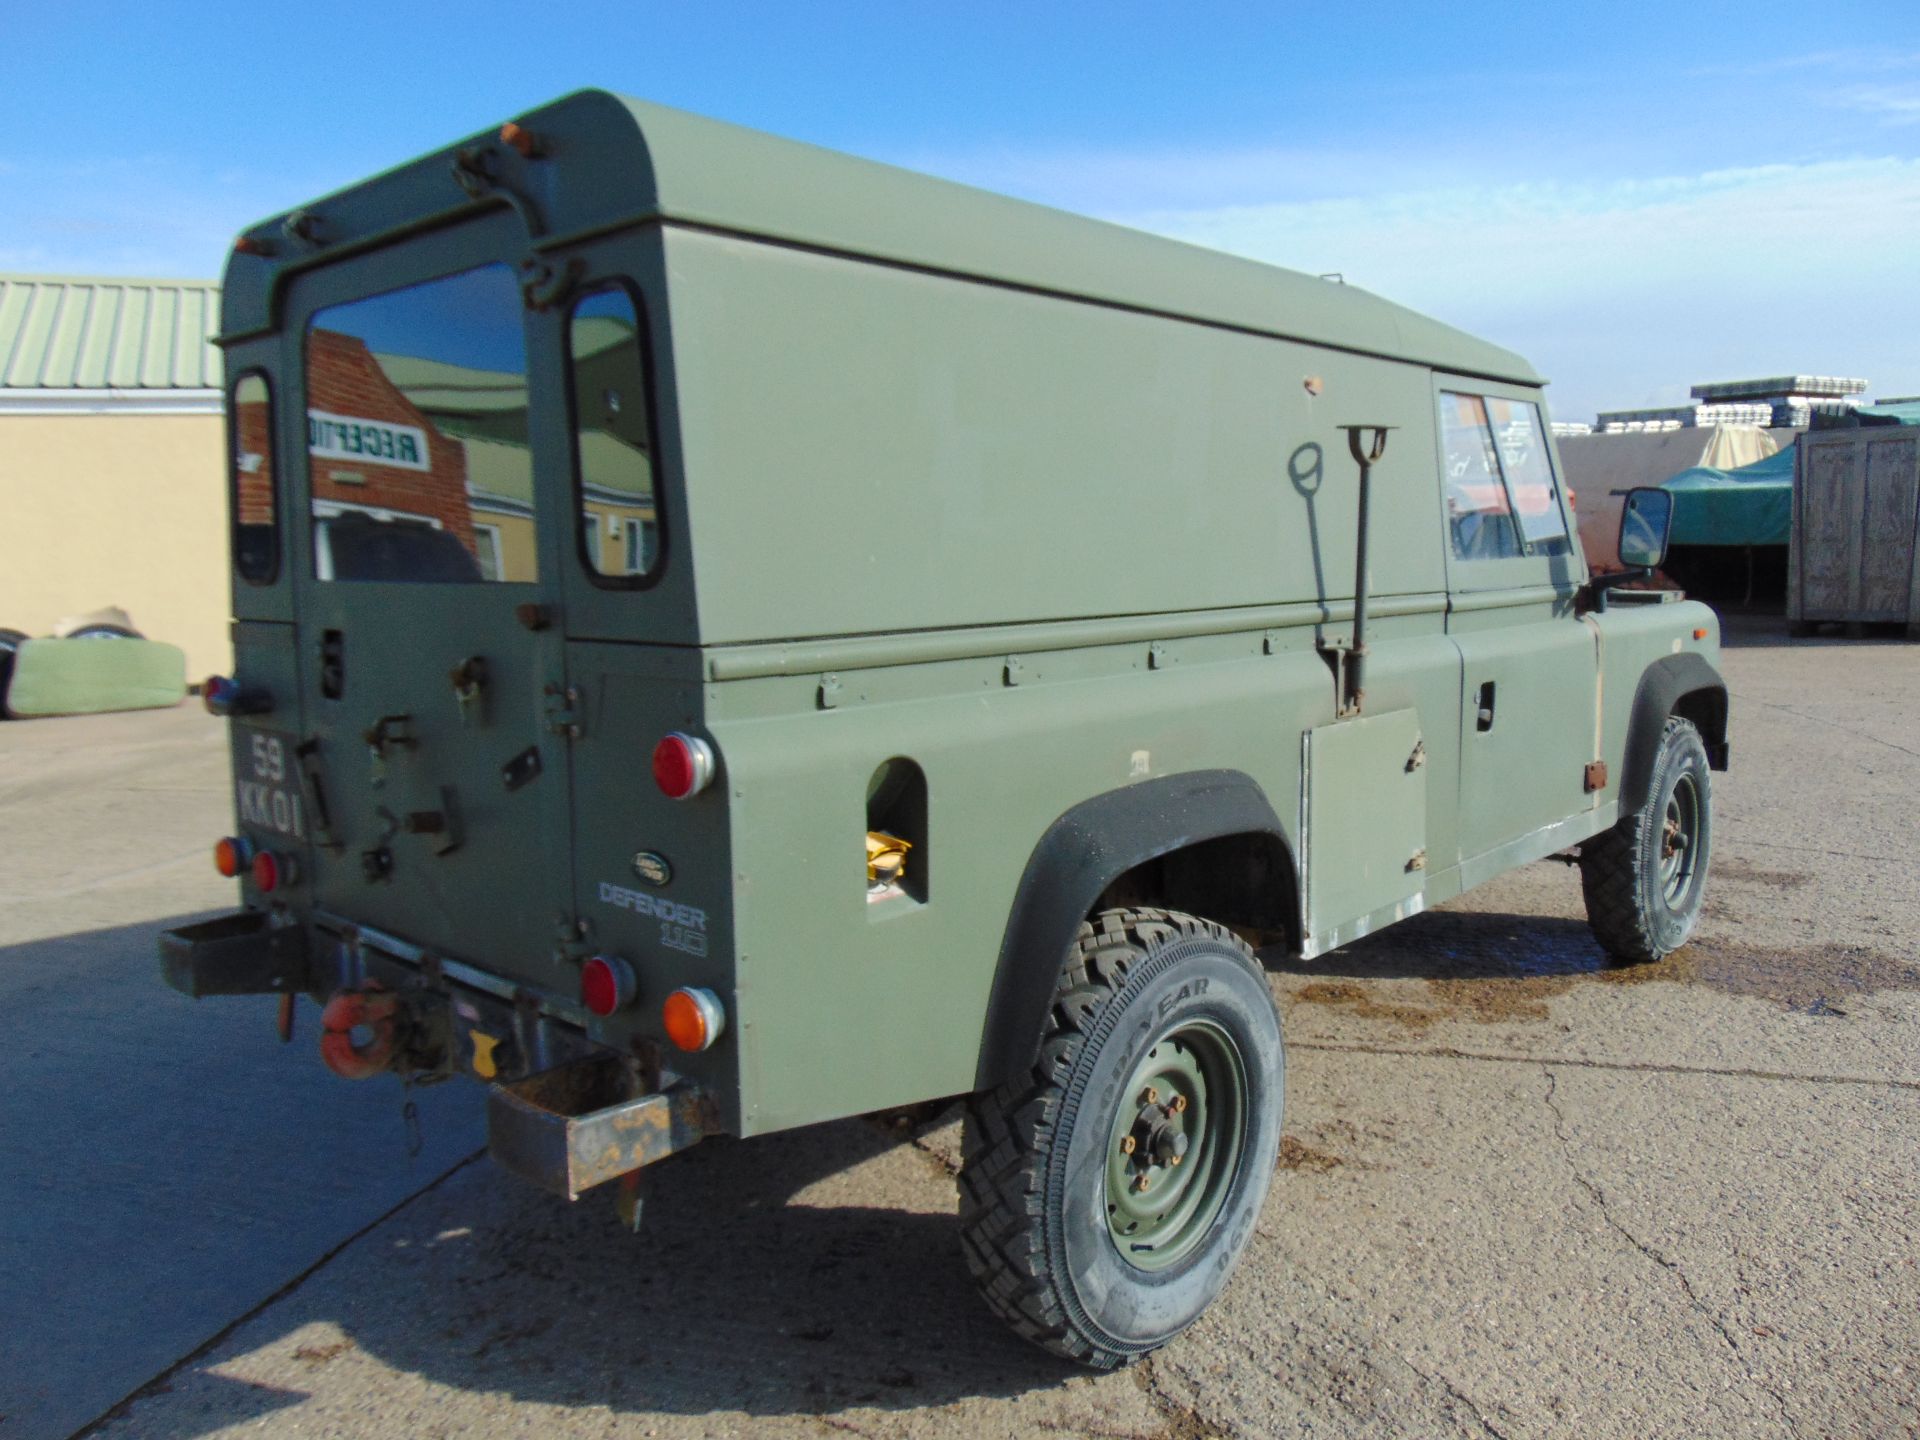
[581,954,637,1017]
[251,850,282,893]
[652,732,716,800]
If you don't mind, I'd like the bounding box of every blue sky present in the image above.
[5,1,1915,421]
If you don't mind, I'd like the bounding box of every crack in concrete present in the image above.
[1541,1070,1800,1439]
[1290,1039,1920,1093]
[1399,1354,1512,1439]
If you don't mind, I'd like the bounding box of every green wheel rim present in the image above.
[1103,1019,1248,1272]
[1659,772,1702,908]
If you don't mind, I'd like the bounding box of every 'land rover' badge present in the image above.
[631,851,672,887]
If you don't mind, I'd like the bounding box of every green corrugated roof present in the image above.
[0,274,221,390]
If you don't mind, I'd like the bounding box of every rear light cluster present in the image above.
[213,836,295,892]
[652,732,716,800]
[578,957,725,1052]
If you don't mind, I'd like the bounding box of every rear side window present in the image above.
[1439,391,1570,561]
[303,263,536,584]
[230,372,278,584]
[569,285,660,584]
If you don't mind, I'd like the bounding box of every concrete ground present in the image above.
[3,619,1915,1439]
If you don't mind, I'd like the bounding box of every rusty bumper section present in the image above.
[487,1054,715,1199]
[159,910,310,998]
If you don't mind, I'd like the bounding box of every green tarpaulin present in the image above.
[1661,446,1793,547]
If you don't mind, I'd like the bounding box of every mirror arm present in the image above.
[1582,566,1655,612]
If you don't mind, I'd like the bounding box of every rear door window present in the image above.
[568,284,660,583]
[303,263,536,583]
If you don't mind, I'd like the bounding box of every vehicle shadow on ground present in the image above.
[123,1108,1075,1437]
[1272,906,1614,983]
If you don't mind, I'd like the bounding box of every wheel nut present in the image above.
[1170,1153,1183,1166]
[1142,1087,1159,1105]
[1133,1174,1151,1192]
[1120,1135,1136,1155]
[1170,1094,1188,1114]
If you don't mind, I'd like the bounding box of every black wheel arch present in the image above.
[972,769,1298,1091]
[1619,653,1729,817]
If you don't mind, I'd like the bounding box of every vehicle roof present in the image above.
[222,89,1542,387]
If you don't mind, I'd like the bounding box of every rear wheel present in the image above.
[1581,716,1713,961]
[958,907,1284,1368]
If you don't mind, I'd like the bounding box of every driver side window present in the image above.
[1439,391,1569,561]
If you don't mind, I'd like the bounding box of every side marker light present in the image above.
[663,987,726,1052]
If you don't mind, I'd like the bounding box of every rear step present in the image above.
[487,1055,715,1199]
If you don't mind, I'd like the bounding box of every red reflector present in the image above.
[251,850,280,893]
[581,954,636,1017]
[652,732,715,800]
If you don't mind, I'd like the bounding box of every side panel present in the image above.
[711,641,1334,1137]
[660,227,1449,645]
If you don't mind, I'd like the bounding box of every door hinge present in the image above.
[544,683,583,739]
[1584,760,1608,793]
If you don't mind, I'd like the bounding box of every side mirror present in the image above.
[1617,487,1674,571]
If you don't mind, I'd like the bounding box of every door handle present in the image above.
[1475,681,1496,732]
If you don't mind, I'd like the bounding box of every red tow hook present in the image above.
[319,984,402,1080]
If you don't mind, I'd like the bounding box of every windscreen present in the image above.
[304,263,536,583]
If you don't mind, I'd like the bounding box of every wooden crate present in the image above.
[1790,429,1920,636]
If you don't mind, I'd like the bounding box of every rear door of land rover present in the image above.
[285,211,579,982]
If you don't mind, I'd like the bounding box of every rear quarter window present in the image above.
[230,372,278,584]
[568,283,662,586]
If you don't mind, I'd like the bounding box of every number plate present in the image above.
[235,727,307,840]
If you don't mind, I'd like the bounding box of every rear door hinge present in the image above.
[1584,760,1608,793]
[544,683,583,739]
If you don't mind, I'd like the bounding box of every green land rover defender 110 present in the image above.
[163,91,1729,1367]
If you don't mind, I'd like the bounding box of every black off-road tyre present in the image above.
[0,628,26,714]
[1581,716,1713,962]
[958,907,1284,1368]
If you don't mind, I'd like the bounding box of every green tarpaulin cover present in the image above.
[1661,447,1793,547]
[3,637,187,718]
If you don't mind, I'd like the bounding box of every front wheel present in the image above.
[958,907,1284,1368]
[1581,716,1713,961]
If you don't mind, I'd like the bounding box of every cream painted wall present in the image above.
[0,413,231,678]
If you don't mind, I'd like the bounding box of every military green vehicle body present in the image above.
[173,91,1727,1333]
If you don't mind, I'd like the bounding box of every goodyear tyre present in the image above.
[1580,716,1713,962]
[959,907,1284,1368]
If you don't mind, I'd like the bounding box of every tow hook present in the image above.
[319,984,403,1080]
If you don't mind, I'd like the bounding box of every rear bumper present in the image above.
[160,910,717,1193]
